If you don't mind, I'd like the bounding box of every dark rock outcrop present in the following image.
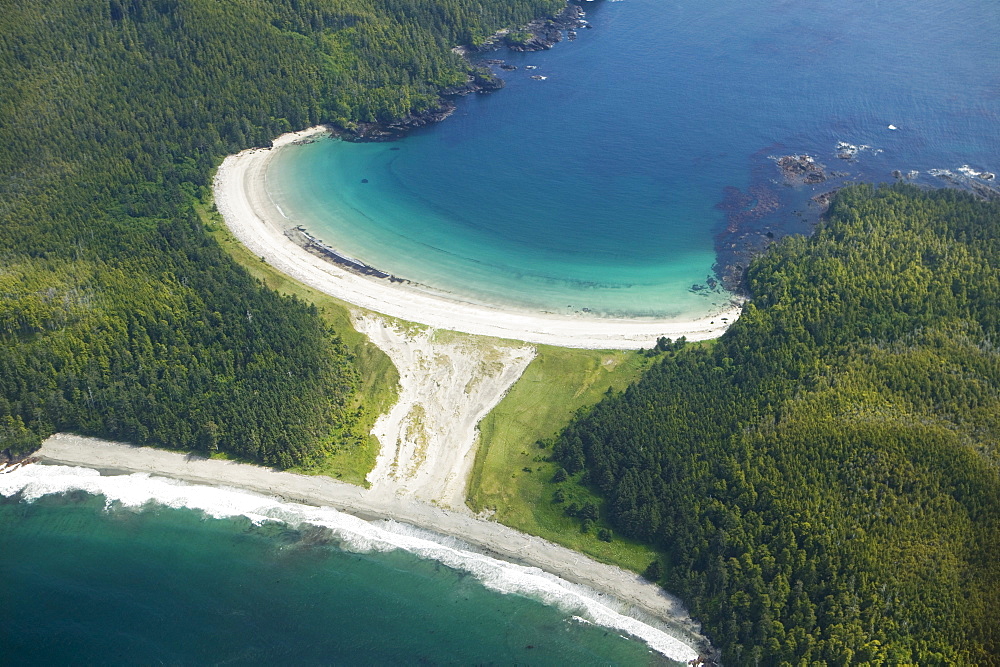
[505,4,586,51]
[339,68,504,141]
[776,154,827,184]
[0,449,38,470]
[334,3,585,142]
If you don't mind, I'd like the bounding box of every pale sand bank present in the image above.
[354,312,535,510]
[32,433,708,657]
[213,126,742,350]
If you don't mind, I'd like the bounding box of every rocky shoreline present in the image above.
[711,140,1000,295]
[0,448,38,471]
[712,145,854,293]
[496,4,587,52]
[340,66,509,141]
[334,2,587,142]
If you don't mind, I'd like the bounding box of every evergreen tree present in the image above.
[553,184,1000,664]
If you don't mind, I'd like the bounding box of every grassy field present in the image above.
[195,197,399,486]
[468,345,662,573]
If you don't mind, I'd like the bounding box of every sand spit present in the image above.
[29,433,708,657]
[213,127,742,350]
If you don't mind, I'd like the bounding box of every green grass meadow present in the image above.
[468,345,661,572]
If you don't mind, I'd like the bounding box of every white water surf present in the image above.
[2,463,702,663]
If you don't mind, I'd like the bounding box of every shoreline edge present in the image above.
[19,433,712,662]
[213,126,743,350]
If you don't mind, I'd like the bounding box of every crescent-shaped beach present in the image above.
[213,127,742,349]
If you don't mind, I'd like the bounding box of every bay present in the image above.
[266,0,1000,319]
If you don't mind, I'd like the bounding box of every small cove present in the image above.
[266,0,1000,320]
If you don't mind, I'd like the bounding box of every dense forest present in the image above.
[0,0,561,463]
[7,2,999,661]
[553,184,1000,664]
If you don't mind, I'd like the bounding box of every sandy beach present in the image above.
[353,312,535,510]
[29,433,708,657]
[199,127,725,657]
[213,126,742,350]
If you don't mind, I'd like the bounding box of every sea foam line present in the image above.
[1,463,701,663]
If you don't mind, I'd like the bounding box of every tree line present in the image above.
[0,0,561,463]
[553,184,1000,664]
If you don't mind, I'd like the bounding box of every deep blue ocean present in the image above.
[5,0,999,663]
[267,0,1000,319]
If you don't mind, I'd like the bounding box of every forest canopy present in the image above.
[0,0,560,463]
[553,184,1000,664]
[5,4,998,663]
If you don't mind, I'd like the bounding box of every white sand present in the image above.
[355,313,535,510]
[32,433,708,654]
[213,126,743,350]
[190,126,725,656]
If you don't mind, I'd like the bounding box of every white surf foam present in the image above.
[956,164,996,181]
[1,463,702,663]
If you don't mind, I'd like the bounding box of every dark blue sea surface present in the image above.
[6,2,999,663]
[0,468,687,665]
[267,0,999,318]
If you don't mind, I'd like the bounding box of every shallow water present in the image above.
[266,0,1000,319]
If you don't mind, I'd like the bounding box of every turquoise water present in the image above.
[6,2,1000,662]
[267,0,1000,319]
[1,466,691,665]
[267,140,721,318]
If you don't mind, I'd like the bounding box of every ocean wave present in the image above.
[957,164,995,181]
[1,463,701,663]
[835,141,882,159]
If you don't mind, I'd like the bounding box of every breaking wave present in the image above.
[2,463,702,663]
